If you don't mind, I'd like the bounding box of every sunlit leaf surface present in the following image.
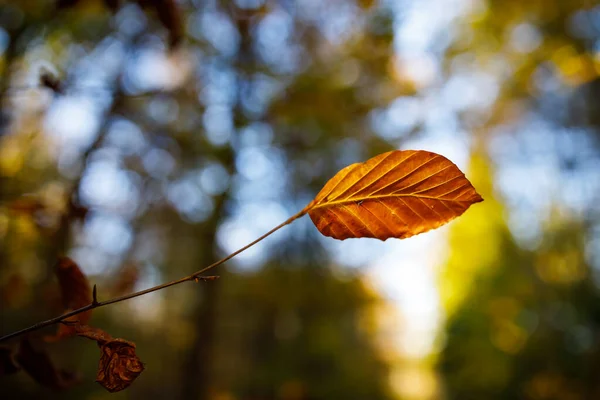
[307,150,483,240]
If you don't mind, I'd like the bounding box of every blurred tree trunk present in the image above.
[179,151,233,400]
[180,12,254,399]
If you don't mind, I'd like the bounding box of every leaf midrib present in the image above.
[310,193,473,210]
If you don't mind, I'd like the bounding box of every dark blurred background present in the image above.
[1,0,600,399]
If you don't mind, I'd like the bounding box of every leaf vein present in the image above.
[376,199,408,227]
[311,192,475,210]
[316,164,358,202]
[327,208,359,238]
[329,151,405,201]
[400,198,425,222]
[418,198,444,220]
[395,167,461,196]
[439,182,470,199]
[342,205,377,237]
[360,204,397,238]
[368,154,441,197]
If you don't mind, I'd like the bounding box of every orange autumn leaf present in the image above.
[306,150,483,240]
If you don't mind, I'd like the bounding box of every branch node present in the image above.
[194,275,220,283]
[92,284,98,306]
[0,210,304,344]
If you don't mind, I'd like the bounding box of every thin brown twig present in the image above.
[0,208,309,343]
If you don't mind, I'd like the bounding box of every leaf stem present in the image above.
[0,209,308,344]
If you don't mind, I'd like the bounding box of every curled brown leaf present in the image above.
[73,325,145,393]
[96,338,145,392]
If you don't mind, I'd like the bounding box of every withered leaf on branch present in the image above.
[0,346,20,376]
[45,257,92,342]
[307,150,483,240]
[96,338,144,393]
[56,257,92,311]
[74,325,145,393]
[16,336,80,390]
[73,324,114,344]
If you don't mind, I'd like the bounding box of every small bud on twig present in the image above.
[92,285,98,306]
[193,275,219,283]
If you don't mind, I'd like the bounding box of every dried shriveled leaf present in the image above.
[96,339,144,392]
[307,150,483,240]
[45,257,92,342]
[73,324,114,345]
[0,346,20,376]
[74,325,145,393]
[16,337,80,390]
[96,338,144,392]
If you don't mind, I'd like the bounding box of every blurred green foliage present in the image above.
[438,0,600,398]
[439,155,600,400]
